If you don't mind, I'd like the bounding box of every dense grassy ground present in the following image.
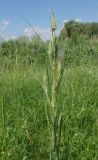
[0,37,98,159]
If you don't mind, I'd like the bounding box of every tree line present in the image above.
[60,20,98,39]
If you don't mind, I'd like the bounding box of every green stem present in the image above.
[1,94,6,160]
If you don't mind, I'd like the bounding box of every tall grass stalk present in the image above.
[1,93,6,160]
[44,14,65,160]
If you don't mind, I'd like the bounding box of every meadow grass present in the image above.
[0,63,98,159]
[0,15,98,160]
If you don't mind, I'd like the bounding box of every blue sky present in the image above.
[0,0,98,40]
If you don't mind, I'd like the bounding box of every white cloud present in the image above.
[75,19,82,22]
[6,35,16,41]
[0,35,17,42]
[24,27,51,41]
[10,35,16,40]
[62,18,82,25]
[62,19,69,24]
[0,19,10,31]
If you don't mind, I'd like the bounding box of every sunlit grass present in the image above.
[0,64,98,159]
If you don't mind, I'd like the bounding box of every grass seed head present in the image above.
[51,13,56,31]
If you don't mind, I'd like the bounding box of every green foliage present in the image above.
[0,37,47,68]
[0,65,98,160]
[60,20,98,40]
[0,24,98,159]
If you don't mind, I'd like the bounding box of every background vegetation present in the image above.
[0,21,98,159]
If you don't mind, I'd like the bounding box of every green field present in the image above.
[0,29,98,159]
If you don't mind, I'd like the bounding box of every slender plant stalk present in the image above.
[43,13,65,160]
[1,94,6,160]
